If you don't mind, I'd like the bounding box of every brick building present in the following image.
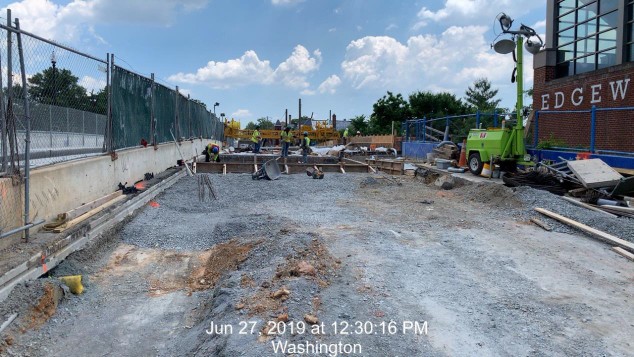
[533,0,634,153]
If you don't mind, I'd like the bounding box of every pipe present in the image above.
[0,219,45,239]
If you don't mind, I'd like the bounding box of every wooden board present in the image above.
[612,247,634,261]
[566,159,622,188]
[64,191,123,221]
[53,195,127,233]
[530,217,552,231]
[535,207,634,253]
[561,196,617,218]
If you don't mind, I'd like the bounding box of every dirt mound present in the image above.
[24,283,62,330]
[455,182,523,208]
[188,239,255,291]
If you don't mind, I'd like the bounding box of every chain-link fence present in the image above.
[111,65,222,149]
[0,11,223,239]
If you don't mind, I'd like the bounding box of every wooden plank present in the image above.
[53,195,127,233]
[566,159,622,188]
[530,217,552,231]
[614,167,634,176]
[612,247,634,261]
[534,207,634,253]
[599,205,634,214]
[561,196,617,218]
[64,191,123,221]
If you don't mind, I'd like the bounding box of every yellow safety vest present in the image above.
[303,136,310,148]
[251,130,260,143]
[343,128,348,138]
[281,131,292,143]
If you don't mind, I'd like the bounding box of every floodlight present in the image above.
[524,38,543,55]
[493,39,516,54]
[499,13,513,31]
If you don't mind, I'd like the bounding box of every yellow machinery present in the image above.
[224,119,340,143]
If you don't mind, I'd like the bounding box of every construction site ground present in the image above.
[1,169,633,356]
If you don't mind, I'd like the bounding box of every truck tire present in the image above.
[468,153,483,175]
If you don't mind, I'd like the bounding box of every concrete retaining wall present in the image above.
[0,138,213,250]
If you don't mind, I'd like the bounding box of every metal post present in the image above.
[174,86,179,140]
[49,105,52,148]
[66,107,69,147]
[82,110,85,146]
[105,53,112,152]
[15,18,32,242]
[422,117,426,143]
[6,9,12,171]
[493,109,498,127]
[0,33,6,173]
[476,110,480,129]
[150,73,156,145]
[188,94,192,139]
[444,115,450,141]
[95,113,98,146]
[590,105,596,153]
[533,111,539,148]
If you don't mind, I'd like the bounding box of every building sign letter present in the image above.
[590,84,602,104]
[571,87,583,106]
[541,94,550,110]
[609,79,630,101]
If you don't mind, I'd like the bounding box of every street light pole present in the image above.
[213,102,219,116]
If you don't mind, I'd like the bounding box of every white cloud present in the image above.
[341,25,532,102]
[232,109,252,119]
[79,75,107,94]
[169,51,274,88]
[301,89,316,96]
[413,0,545,30]
[385,24,398,32]
[318,75,341,94]
[329,28,337,33]
[271,0,304,5]
[169,45,321,90]
[272,46,321,89]
[1,0,209,43]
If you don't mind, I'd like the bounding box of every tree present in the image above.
[28,67,91,111]
[464,78,501,113]
[368,91,410,134]
[408,90,471,139]
[245,117,274,130]
[348,115,369,135]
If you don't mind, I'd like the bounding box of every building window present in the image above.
[555,0,620,78]
[626,0,634,60]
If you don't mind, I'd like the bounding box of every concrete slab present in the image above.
[567,159,623,188]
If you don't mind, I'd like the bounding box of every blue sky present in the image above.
[1,0,546,126]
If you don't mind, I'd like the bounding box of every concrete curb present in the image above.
[0,169,186,303]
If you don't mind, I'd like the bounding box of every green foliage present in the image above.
[348,115,368,135]
[368,91,410,134]
[245,117,275,130]
[464,78,501,112]
[28,66,104,113]
[536,134,566,149]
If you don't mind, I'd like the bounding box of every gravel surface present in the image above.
[2,170,633,356]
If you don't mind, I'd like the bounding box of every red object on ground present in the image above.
[148,200,160,208]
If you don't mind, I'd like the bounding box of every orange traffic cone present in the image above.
[458,139,467,168]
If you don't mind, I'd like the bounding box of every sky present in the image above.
[0,0,547,126]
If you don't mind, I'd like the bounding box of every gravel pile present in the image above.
[121,173,364,250]
[454,179,634,243]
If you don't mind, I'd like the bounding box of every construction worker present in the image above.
[252,125,262,153]
[343,127,349,145]
[204,143,221,162]
[300,131,310,163]
[280,126,292,158]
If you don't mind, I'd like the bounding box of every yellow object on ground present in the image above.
[59,275,84,294]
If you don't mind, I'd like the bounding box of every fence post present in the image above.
[493,109,498,127]
[95,113,98,147]
[105,53,113,152]
[150,73,156,145]
[16,18,32,241]
[0,17,6,173]
[476,110,480,129]
[174,86,179,140]
[590,105,596,153]
[49,105,53,148]
[66,107,70,147]
[444,115,450,141]
[534,111,539,148]
[82,110,85,146]
[422,117,427,143]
